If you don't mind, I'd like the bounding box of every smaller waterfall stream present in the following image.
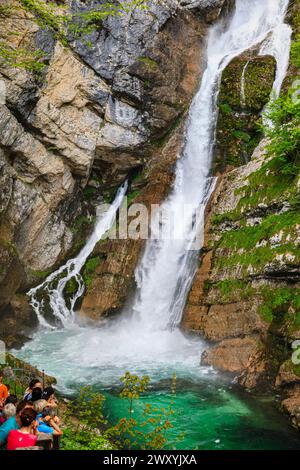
[240,60,250,108]
[28,182,128,328]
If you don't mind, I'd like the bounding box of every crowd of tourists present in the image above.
[0,371,63,450]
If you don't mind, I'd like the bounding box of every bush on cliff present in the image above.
[265,82,300,176]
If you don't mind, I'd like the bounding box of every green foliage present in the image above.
[71,214,94,234]
[265,83,300,176]
[215,56,276,171]
[138,56,158,68]
[209,279,300,327]
[219,103,233,114]
[218,210,300,251]
[82,256,100,287]
[291,36,300,68]
[211,154,300,227]
[0,39,45,72]
[64,276,78,295]
[61,373,179,451]
[0,0,148,72]
[0,4,14,17]
[83,186,97,199]
[215,279,255,303]
[258,286,300,325]
[20,0,68,41]
[19,0,148,43]
[109,372,177,450]
[127,189,140,205]
[119,371,150,415]
[61,386,114,450]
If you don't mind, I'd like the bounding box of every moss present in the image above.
[82,256,101,287]
[64,277,78,295]
[138,56,159,68]
[215,55,276,172]
[208,279,300,327]
[83,186,97,199]
[103,188,117,204]
[218,210,300,251]
[127,189,140,205]
[219,55,276,111]
[214,279,255,303]
[29,268,52,280]
[294,363,300,377]
[211,158,300,226]
[216,242,299,273]
[258,287,300,324]
[71,215,95,234]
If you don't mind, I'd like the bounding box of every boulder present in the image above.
[201,337,259,373]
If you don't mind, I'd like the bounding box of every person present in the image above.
[42,386,58,407]
[24,379,42,401]
[0,396,18,424]
[0,371,8,409]
[0,403,16,424]
[0,400,34,449]
[5,395,18,406]
[7,408,38,450]
[34,399,48,415]
[37,406,62,436]
[31,387,43,402]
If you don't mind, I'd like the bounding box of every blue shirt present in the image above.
[0,416,19,448]
[37,419,54,435]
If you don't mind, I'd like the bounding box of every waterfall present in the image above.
[240,61,250,108]
[129,0,291,332]
[22,0,292,385]
[28,182,128,328]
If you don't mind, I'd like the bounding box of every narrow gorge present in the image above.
[0,0,299,451]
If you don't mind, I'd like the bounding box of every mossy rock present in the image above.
[219,54,276,111]
[214,54,276,172]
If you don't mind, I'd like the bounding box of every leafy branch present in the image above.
[0,0,148,73]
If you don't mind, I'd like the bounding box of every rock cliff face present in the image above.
[0,0,230,345]
[182,0,300,429]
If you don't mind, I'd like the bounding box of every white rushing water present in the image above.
[28,182,128,328]
[19,0,291,390]
[240,60,250,108]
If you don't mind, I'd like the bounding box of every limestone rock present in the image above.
[203,302,264,342]
[201,337,259,373]
[27,44,105,178]
[0,295,38,349]
[275,361,300,388]
[281,385,300,430]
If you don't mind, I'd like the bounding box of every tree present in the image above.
[61,372,179,450]
[0,0,148,72]
[108,372,177,450]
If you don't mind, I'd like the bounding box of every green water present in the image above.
[16,327,300,450]
[103,379,300,450]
